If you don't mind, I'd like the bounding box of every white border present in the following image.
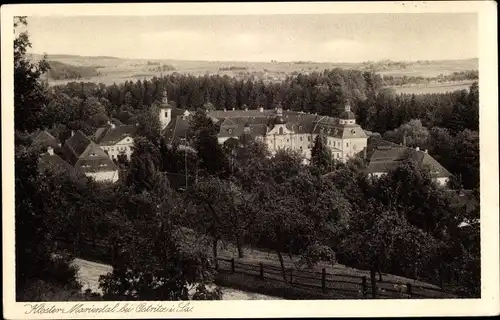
[2,2,498,319]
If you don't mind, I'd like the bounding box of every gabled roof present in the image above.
[365,145,451,178]
[164,116,191,142]
[94,124,138,145]
[208,109,275,118]
[62,130,92,165]
[38,152,75,175]
[31,130,60,150]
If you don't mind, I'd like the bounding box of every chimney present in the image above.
[232,108,235,111]
[259,106,264,112]
[424,149,428,153]
[415,146,420,151]
[71,130,75,137]
[110,121,116,129]
[47,146,54,155]
[245,107,248,111]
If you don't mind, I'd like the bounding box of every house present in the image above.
[365,144,452,186]
[94,122,138,161]
[162,99,368,163]
[30,130,61,151]
[38,146,76,176]
[61,130,119,183]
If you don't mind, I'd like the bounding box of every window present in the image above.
[346,142,349,147]
[99,163,107,168]
[308,136,311,142]
[165,111,169,117]
[279,127,284,135]
[82,164,90,168]
[90,152,96,157]
[299,125,303,131]
[286,139,289,143]
[300,137,303,142]
[228,129,233,134]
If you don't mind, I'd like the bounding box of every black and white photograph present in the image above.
[2,2,498,318]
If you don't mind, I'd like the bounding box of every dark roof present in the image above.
[38,152,75,175]
[94,124,138,145]
[365,137,401,159]
[275,116,287,124]
[62,131,92,165]
[164,107,365,141]
[340,110,356,120]
[365,146,451,178]
[31,130,60,150]
[164,116,191,142]
[208,109,275,118]
[111,118,124,126]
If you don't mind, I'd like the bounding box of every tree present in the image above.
[188,110,227,176]
[15,146,82,300]
[341,203,441,281]
[125,137,161,192]
[14,16,50,132]
[450,129,479,190]
[383,119,430,148]
[100,169,221,300]
[310,133,333,174]
[136,105,162,144]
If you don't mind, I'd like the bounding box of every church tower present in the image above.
[159,89,172,130]
[339,102,356,125]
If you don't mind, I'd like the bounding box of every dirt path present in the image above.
[71,258,281,300]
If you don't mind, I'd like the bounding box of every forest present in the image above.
[14,16,480,301]
[46,60,100,80]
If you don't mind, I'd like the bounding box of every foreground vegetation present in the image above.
[15,16,480,301]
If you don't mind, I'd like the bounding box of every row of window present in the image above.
[106,146,130,152]
[81,163,108,169]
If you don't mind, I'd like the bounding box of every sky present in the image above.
[25,14,478,63]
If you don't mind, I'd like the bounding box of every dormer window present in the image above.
[82,164,90,168]
[228,129,233,134]
[90,152,97,157]
[351,129,356,134]
[99,163,107,168]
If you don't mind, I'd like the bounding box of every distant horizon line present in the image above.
[28,52,479,65]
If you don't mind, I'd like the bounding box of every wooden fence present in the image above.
[54,237,453,299]
[216,257,453,299]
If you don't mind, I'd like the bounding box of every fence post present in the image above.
[259,263,264,280]
[362,276,367,298]
[322,268,326,293]
[370,269,377,298]
[231,258,235,273]
[407,283,412,298]
[438,266,444,289]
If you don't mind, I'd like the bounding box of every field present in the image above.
[391,81,474,94]
[30,53,478,94]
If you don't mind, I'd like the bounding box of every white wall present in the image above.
[101,136,134,161]
[86,170,119,183]
[159,108,172,130]
[436,177,449,187]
